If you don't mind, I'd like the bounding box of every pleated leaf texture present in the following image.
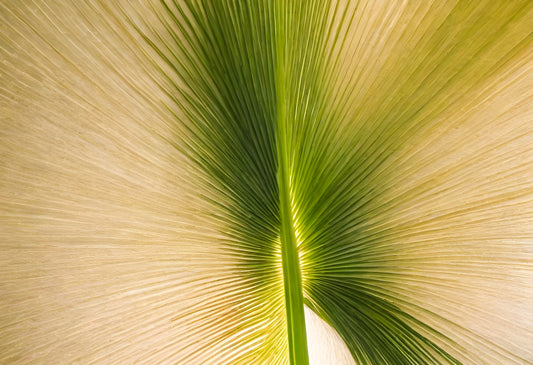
[1,0,533,364]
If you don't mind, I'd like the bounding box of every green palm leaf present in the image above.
[1,0,532,364]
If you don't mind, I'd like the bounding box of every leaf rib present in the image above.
[275,1,309,363]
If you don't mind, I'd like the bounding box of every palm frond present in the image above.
[1,0,533,364]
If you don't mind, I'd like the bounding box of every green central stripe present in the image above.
[275,1,309,363]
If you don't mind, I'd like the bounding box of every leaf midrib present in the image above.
[275,2,309,364]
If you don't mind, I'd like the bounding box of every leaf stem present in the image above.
[275,2,309,363]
